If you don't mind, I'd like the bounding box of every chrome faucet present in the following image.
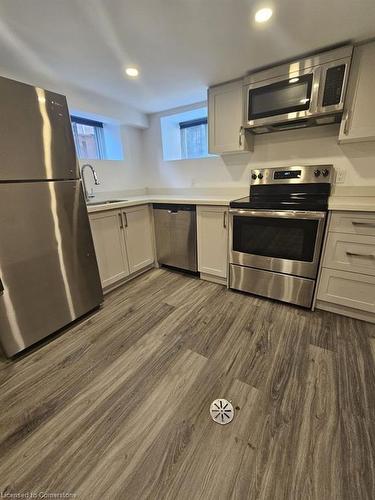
[81,164,100,202]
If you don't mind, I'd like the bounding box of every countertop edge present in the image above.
[86,195,375,213]
[87,197,231,212]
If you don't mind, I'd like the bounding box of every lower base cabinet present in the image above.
[316,210,375,323]
[89,209,130,288]
[89,204,155,290]
[123,205,155,274]
[317,268,375,313]
[197,205,229,281]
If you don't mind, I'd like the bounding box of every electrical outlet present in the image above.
[335,168,346,184]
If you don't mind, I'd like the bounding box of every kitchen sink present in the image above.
[87,199,128,206]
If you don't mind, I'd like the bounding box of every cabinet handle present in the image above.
[223,211,227,228]
[344,110,351,135]
[123,212,128,227]
[118,213,123,229]
[239,126,243,147]
[352,221,375,228]
[346,251,374,258]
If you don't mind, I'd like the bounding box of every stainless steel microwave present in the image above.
[243,45,353,133]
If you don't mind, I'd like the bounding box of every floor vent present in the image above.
[210,399,234,425]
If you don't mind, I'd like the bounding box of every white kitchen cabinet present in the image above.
[316,210,375,322]
[89,204,155,290]
[208,80,253,154]
[122,205,155,274]
[329,211,375,237]
[339,41,375,143]
[317,268,375,313]
[323,232,375,277]
[197,205,229,280]
[89,209,130,288]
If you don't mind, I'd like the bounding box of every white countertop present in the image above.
[328,198,375,212]
[328,186,375,212]
[86,189,375,213]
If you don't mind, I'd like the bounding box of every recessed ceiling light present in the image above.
[255,7,273,23]
[125,67,139,77]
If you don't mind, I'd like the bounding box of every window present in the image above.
[71,116,106,160]
[180,118,208,159]
[160,106,213,161]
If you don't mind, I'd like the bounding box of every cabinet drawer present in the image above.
[330,211,375,236]
[317,268,375,312]
[323,232,375,276]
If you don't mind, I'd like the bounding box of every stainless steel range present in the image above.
[229,165,333,308]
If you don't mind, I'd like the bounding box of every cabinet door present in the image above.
[339,41,375,143]
[89,210,130,288]
[208,80,253,154]
[123,205,155,274]
[197,205,228,278]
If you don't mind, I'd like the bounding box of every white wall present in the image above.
[0,68,148,129]
[142,107,375,189]
[79,126,147,195]
[103,123,124,161]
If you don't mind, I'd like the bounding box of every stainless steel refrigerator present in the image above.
[0,76,103,357]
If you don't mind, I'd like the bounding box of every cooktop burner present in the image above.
[230,165,333,211]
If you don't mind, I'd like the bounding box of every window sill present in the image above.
[162,155,219,163]
[78,157,124,162]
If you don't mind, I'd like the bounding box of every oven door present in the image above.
[229,209,326,279]
[246,67,320,128]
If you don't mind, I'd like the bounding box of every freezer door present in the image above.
[0,76,78,181]
[0,180,103,356]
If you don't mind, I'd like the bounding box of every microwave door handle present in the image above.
[344,109,351,135]
[314,65,325,112]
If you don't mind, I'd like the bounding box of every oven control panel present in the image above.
[250,165,333,185]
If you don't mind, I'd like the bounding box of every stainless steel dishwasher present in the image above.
[153,204,197,272]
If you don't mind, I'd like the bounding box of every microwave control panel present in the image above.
[322,64,346,107]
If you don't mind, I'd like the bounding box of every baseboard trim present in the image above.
[200,272,227,286]
[316,300,375,324]
[103,264,155,295]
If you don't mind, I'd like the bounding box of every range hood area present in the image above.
[243,45,353,134]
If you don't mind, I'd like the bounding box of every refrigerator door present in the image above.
[0,180,103,356]
[0,76,78,181]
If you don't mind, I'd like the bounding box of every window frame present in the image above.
[179,117,208,160]
[71,115,106,160]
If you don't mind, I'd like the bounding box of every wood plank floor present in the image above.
[1,268,375,499]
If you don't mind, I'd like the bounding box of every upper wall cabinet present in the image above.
[208,80,253,154]
[339,41,375,143]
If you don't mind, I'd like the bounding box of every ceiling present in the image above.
[0,0,374,114]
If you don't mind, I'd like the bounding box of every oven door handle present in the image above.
[228,209,326,220]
